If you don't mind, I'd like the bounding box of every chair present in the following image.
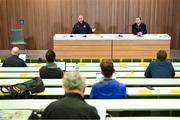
[10,29,26,46]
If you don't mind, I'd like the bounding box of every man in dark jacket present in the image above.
[39,50,63,78]
[145,50,175,78]
[42,72,100,119]
[2,47,27,67]
[132,16,147,36]
[72,15,96,34]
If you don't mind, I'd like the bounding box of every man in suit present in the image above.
[42,72,100,119]
[132,16,147,36]
[145,50,175,78]
[2,46,27,67]
[72,15,96,34]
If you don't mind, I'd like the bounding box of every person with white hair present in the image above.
[42,72,100,119]
[2,46,27,67]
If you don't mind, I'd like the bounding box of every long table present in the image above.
[1,99,180,111]
[1,78,180,87]
[1,87,180,98]
[0,71,180,79]
[53,34,171,58]
[107,117,180,120]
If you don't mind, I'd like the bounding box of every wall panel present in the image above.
[0,0,179,50]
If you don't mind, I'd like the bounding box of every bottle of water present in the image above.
[75,63,79,71]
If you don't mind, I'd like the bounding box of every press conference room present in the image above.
[0,0,180,119]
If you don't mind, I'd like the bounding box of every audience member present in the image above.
[2,46,27,67]
[42,72,100,119]
[39,50,63,78]
[90,59,127,99]
[145,50,175,78]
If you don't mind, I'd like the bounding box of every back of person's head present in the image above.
[63,72,86,92]
[157,50,167,61]
[45,49,56,63]
[100,59,115,78]
[11,46,20,56]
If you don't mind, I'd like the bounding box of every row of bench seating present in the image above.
[1,58,180,63]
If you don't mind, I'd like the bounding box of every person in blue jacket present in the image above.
[145,50,175,78]
[90,59,127,99]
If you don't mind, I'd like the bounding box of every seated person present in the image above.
[145,50,175,78]
[72,15,96,34]
[90,59,127,99]
[132,16,147,36]
[39,50,63,78]
[2,46,27,67]
[42,72,100,119]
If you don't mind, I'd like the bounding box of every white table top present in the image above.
[1,65,180,72]
[1,87,180,96]
[0,71,180,78]
[53,34,171,40]
[1,62,180,68]
[1,99,180,111]
[1,78,180,87]
[0,110,32,120]
[106,117,180,120]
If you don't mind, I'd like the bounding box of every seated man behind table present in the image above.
[145,50,175,78]
[72,15,96,34]
[90,59,127,99]
[42,72,100,119]
[132,16,147,36]
[39,50,63,78]
[2,46,27,67]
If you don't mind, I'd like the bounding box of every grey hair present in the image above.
[62,72,86,91]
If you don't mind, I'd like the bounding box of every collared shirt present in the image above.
[90,79,127,99]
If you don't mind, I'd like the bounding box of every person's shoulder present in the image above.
[114,80,126,87]
[150,60,157,64]
[141,22,146,26]
[132,23,136,26]
[74,22,79,26]
[83,21,90,25]
[48,100,61,107]
[165,60,173,65]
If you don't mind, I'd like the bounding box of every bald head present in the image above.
[11,47,20,56]
[78,15,84,23]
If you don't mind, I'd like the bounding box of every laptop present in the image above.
[55,62,66,71]
[19,54,26,61]
[96,72,116,82]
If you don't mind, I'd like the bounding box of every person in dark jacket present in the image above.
[90,59,127,99]
[2,47,27,67]
[39,50,63,78]
[42,72,100,119]
[145,50,175,78]
[72,15,96,34]
[132,16,147,36]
